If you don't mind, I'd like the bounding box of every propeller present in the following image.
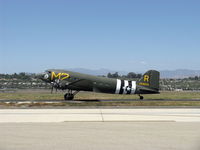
[51,84,54,94]
[50,79,60,94]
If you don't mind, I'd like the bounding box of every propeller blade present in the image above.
[56,87,58,93]
[51,85,54,94]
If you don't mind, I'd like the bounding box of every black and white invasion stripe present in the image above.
[115,79,136,94]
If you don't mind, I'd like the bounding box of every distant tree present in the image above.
[107,72,119,78]
[18,72,31,80]
[112,72,119,78]
[13,73,18,78]
[136,73,142,78]
[107,73,112,78]
[194,76,199,80]
[127,72,137,78]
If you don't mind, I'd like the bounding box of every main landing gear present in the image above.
[64,90,79,100]
[138,95,144,100]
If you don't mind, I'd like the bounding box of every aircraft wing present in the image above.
[58,79,92,91]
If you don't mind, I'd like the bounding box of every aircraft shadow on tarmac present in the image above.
[67,99,200,102]
[1,99,200,103]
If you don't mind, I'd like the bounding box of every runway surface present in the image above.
[0,122,200,150]
[1,109,200,150]
[0,108,200,122]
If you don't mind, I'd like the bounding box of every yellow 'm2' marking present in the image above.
[51,72,70,80]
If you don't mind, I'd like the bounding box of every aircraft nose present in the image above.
[35,73,45,80]
[36,72,50,81]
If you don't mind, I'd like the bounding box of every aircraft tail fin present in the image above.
[138,70,160,91]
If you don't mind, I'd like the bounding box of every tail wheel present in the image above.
[139,95,144,100]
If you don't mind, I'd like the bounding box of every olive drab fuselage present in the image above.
[41,69,160,95]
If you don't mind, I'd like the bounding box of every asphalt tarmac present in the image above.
[0,122,200,150]
[0,108,200,150]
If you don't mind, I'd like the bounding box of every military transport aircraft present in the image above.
[38,69,160,100]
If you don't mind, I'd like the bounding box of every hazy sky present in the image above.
[0,0,200,73]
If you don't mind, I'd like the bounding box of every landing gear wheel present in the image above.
[64,93,74,100]
[64,90,79,101]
